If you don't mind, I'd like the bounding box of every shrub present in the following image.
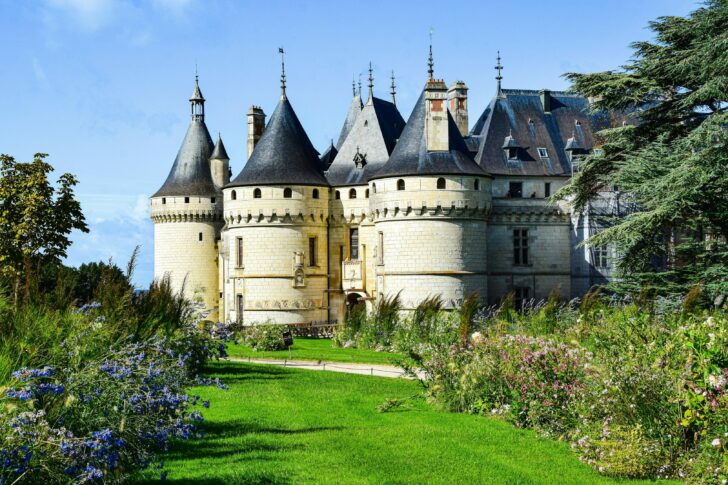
[243,323,287,351]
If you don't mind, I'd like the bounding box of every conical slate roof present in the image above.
[371,90,488,180]
[152,119,216,197]
[228,96,328,187]
[319,141,338,169]
[211,134,229,160]
[326,96,405,186]
[335,94,363,150]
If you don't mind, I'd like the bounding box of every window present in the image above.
[231,190,237,200]
[378,231,384,265]
[506,147,518,160]
[236,295,244,323]
[372,183,376,194]
[513,228,529,265]
[474,179,480,190]
[514,287,530,311]
[235,237,244,268]
[593,245,609,269]
[339,246,344,287]
[544,182,551,198]
[253,188,261,199]
[335,190,340,200]
[308,237,317,266]
[437,177,446,189]
[349,228,359,260]
[365,189,369,198]
[198,232,203,242]
[162,198,166,204]
[283,187,292,198]
[397,179,405,191]
[349,188,357,199]
[537,147,549,158]
[211,197,216,203]
[184,197,190,203]
[508,182,523,198]
[312,188,319,199]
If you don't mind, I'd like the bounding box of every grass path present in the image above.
[131,362,671,484]
[226,337,402,365]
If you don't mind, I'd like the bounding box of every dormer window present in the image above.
[537,148,549,158]
[353,147,367,169]
[507,147,518,160]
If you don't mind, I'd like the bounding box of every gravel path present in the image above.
[227,357,419,379]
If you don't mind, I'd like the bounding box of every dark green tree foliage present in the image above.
[0,154,88,305]
[558,1,728,300]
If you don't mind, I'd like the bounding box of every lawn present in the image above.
[130,362,672,484]
[227,337,402,365]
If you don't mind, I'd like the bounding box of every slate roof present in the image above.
[319,141,338,169]
[371,90,488,180]
[325,96,405,186]
[211,134,229,160]
[152,118,217,197]
[335,94,363,150]
[228,96,329,187]
[469,89,629,177]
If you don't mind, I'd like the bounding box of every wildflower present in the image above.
[712,438,721,447]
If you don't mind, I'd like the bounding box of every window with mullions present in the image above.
[513,228,529,265]
[593,245,609,269]
[514,286,530,311]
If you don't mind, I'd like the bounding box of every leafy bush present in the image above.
[243,323,287,351]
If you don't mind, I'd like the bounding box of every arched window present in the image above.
[437,177,446,189]
[231,190,237,200]
[365,189,369,198]
[253,188,261,199]
[349,188,357,199]
[312,188,319,199]
[397,179,405,191]
[283,187,292,198]
[474,179,480,190]
[372,183,376,193]
[335,190,341,200]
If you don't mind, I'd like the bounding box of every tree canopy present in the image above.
[557,0,728,300]
[0,153,88,304]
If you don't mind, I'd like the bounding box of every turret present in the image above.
[210,134,230,188]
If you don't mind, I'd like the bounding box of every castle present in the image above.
[150,50,629,324]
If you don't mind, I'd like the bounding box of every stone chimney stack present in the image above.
[425,79,449,152]
[247,106,266,159]
[448,80,469,137]
[539,89,552,113]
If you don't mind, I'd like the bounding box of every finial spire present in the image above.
[390,70,396,105]
[358,74,362,97]
[189,70,205,121]
[278,47,287,98]
[495,50,504,96]
[428,27,434,80]
[367,62,374,101]
[352,75,356,97]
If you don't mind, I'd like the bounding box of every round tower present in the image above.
[221,61,330,325]
[369,71,492,310]
[150,77,223,319]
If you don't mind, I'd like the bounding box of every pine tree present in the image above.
[557,0,728,302]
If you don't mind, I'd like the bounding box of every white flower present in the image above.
[470,332,484,345]
[705,316,716,327]
[712,438,721,447]
[708,374,726,390]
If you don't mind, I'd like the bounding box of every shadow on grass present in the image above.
[200,361,293,384]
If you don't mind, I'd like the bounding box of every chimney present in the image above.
[247,106,266,159]
[448,80,469,137]
[539,89,552,113]
[425,79,449,152]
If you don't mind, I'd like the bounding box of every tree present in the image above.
[557,0,728,301]
[0,153,88,305]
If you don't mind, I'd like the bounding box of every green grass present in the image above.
[227,337,401,365]
[130,362,672,484]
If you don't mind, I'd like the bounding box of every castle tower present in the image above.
[221,54,330,325]
[448,81,469,137]
[369,55,492,310]
[150,76,222,318]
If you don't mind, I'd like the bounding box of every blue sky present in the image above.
[0,0,699,286]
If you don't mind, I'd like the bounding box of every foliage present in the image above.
[0,154,88,306]
[242,323,288,351]
[556,1,728,300]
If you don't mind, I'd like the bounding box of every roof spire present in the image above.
[495,50,504,97]
[352,75,356,97]
[278,47,287,99]
[367,62,374,101]
[358,74,362,97]
[189,71,205,121]
[428,27,434,80]
[390,70,396,105]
